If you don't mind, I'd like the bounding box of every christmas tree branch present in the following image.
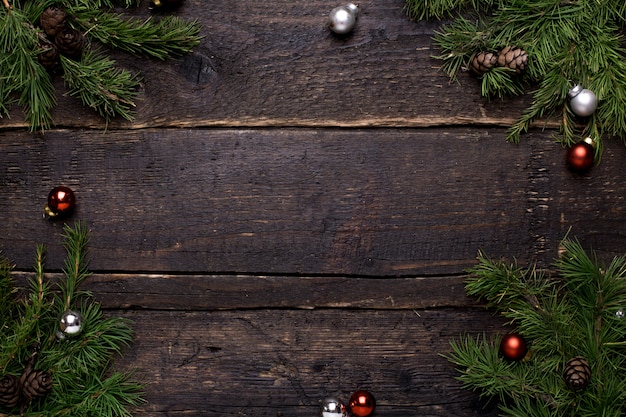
[1,1,201,128]
[0,8,56,129]
[60,51,138,123]
[449,238,626,415]
[0,254,16,340]
[69,7,202,60]
[34,245,45,305]
[408,0,626,159]
[58,222,91,311]
[0,223,142,416]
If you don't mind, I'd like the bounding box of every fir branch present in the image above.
[465,250,555,312]
[33,244,46,305]
[60,51,138,123]
[0,243,50,371]
[58,221,91,311]
[480,67,524,98]
[65,0,140,8]
[0,222,143,417]
[69,7,202,60]
[450,239,626,416]
[0,254,17,339]
[0,8,56,129]
[0,0,201,128]
[433,17,492,80]
[404,0,495,20]
[408,0,626,160]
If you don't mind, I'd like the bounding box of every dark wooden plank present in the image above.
[0,0,534,129]
[12,272,477,310]
[111,308,505,416]
[2,128,625,275]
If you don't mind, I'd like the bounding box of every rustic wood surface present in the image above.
[1,0,626,415]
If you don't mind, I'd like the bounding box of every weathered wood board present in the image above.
[2,129,625,274]
[0,0,534,129]
[1,0,626,415]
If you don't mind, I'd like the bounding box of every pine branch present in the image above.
[70,7,202,60]
[449,239,626,415]
[60,51,138,123]
[0,253,17,339]
[0,222,143,417]
[0,1,200,128]
[408,0,626,160]
[0,242,50,372]
[404,0,495,20]
[57,221,91,311]
[0,8,56,129]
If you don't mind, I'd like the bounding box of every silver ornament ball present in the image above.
[328,4,358,35]
[60,310,83,337]
[321,397,348,417]
[568,84,598,117]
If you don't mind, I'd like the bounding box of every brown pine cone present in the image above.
[497,46,528,75]
[564,356,591,391]
[470,52,497,75]
[38,38,59,70]
[55,28,86,59]
[0,375,20,409]
[20,370,53,402]
[21,371,52,401]
[40,6,67,38]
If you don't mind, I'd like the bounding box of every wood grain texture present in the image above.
[12,272,477,310]
[1,0,625,415]
[2,128,625,275]
[0,0,534,129]
[112,309,505,416]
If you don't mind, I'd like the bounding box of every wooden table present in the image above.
[2,1,625,415]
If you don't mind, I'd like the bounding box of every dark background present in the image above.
[2,1,625,415]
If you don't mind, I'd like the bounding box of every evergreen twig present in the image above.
[69,6,202,60]
[0,222,143,417]
[60,51,138,124]
[0,1,201,129]
[446,238,626,416]
[406,0,626,160]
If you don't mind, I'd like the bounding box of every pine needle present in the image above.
[448,239,626,415]
[406,0,626,159]
[0,222,143,416]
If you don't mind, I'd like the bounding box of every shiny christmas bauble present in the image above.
[568,84,598,117]
[321,397,348,417]
[566,138,595,172]
[499,333,528,361]
[59,310,83,337]
[328,4,358,35]
[349,390,376,417]
[45,186,76,218]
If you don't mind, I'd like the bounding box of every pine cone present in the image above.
[564,356,591,391]
[470,52,497,75]
[0,375,20,408]
[40,6,67,38]
[38,39,59,70]
[497,46,528,75]
[20,370,52,402]
[55,28,86,59]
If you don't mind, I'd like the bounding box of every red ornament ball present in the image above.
[566,140,594,172]
[45,186,76,218]
[500,333,528,361]
[349,390,376,417]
